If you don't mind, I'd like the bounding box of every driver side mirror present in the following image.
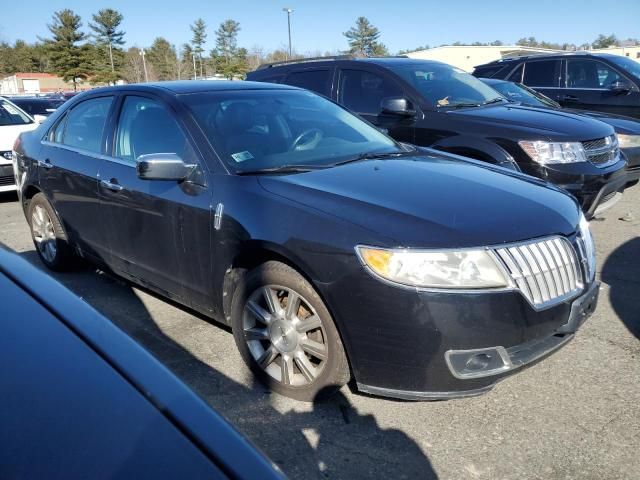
[609,80,632,94]
[33,114,47,124]
[380,97,416,117]
[136,153,195,181]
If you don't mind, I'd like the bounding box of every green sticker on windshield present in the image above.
[231,151,254,162]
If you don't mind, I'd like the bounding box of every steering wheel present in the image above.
[290,128,323,151]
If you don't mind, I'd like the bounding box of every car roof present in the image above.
[477,52,621,67]
[254,56,447,72]
[85,80,300,96]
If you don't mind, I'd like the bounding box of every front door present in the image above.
[40,96,114,261]
[561,58,640,118]
[99,94,213,308]
[336,68,415,144]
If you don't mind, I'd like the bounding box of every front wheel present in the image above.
[231,261,350,401]
[28,193,75,271]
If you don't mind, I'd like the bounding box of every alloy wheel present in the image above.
[242,285,328,387]
[31,205,57,263]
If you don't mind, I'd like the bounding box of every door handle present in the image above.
[100,179,124,192]
[562,95,580,102]
[39,159,53,169]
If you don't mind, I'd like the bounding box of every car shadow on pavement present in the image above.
[601,237,640,340]
[5,245,438,480]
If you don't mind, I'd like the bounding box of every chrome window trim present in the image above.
[355,234,586,311]
[40,140,136,168]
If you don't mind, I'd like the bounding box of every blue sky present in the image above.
[1,0,639,54]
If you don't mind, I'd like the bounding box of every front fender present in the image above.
[431,135,519,171]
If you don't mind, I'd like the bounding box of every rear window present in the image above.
[284,69,332,96]
[522,60,560,87]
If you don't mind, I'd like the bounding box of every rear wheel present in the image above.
[231,261,350,401]
[28,193,75,271]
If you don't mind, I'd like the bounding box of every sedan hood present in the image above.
[564,108,640,135]
[448,104,614,141]
[258,153,581,248]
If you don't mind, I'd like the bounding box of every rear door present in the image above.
[40,95,114,261]
[283,68,335,98]
[99,94,213,309]
[336,67,415,143]
[561,58,640,117]
[520,59,562,102]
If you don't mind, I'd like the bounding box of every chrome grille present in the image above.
[582,135,619,167]
[494,237,583,309]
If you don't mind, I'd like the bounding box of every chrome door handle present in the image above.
[100,179,124,192]
[39,159,53,169]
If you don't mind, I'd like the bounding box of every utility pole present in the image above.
[192,53,197,80]
[282,8,293,59]
[139,48,149,82]
[108,41,114,73]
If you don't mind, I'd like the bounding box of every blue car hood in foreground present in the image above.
[259,154,581,248]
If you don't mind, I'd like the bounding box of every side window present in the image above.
[62,97,113,154]
[566,59,622,89]
[50,113,68,143]
[338,69,403,115]
[285,69,332,96]
[506,63,524,83]
[115,96,195,163]
[258,74,285,84]
[522,60,560,87]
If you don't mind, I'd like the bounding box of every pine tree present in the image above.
[89,8,125,84]
[190,18,207,78]
[181,43,197,80]
[147,37,178,81]
[211,19,247,79]
[43,9,92,90]
[343,17,388,57]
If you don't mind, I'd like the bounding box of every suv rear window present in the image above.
[522,60,560,87]
[284,69,332,97]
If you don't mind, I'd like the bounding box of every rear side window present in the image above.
[257,74,285,84]
[474,64,511,79]
[522,60,560,87]
[338,69,403,115]
[284,69,332,96]
[506,63,524,83]
[61,97,113,154]
[115,96,195,163]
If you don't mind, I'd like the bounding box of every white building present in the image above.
[405,45,563,72]
[590,45,640,61]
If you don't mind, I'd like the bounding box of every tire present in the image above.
[27,193,75,271]
[231,261,350,401]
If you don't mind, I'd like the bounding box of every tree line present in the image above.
[0,9,637,89]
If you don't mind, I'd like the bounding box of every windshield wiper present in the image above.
[331,150,414,167]
[439,102,481,109]
[236,164,329,175]
[481,97,505,106]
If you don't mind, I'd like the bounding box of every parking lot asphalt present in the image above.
[1,187,638,480]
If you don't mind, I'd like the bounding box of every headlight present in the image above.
[519,140,587,165]
[617,134,640,149]
[1,151,12,161]
[578,213,596,282]
[356,246,509,289]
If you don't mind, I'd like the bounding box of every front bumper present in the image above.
[0,162,17,193]
[521,160,627,218]
[324,260,599,401]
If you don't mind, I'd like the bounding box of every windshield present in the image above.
[182,89,401,172]
[13,98,65,116]
[489,81,558,108]
[394,64,505,108]
[0,99,33,126]
[608,55,640,80]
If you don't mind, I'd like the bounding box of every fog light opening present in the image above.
[465,353,492,371]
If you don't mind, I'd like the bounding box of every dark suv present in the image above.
[247,57,627,217]
[473,52,640,119]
